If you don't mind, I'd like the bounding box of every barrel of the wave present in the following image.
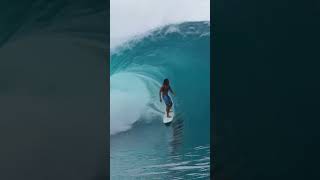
[110,22,210,139]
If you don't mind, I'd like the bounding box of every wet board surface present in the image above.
[163,108,174,124]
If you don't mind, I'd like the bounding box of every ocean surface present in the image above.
[110,21,211,179]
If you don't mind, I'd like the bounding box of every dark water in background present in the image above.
[110,22,210,179]
[213,0,320,179]
[0,0,108,179]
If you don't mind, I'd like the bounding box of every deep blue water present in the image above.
[110,21,211,179]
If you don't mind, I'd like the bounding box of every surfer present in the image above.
[160,78,176,118]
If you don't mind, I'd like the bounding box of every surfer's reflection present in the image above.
[169,113,184,155]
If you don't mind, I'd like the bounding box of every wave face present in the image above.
[110,21,210,136]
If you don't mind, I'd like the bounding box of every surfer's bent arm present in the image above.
[169,86,176,96]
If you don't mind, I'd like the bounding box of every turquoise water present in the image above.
[110,21,211,179]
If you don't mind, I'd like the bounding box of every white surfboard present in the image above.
[163,110,174,124]
[163,98,174,124]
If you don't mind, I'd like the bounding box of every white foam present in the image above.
[111,0,210,48]
[169,165,209,170]
[110,72,150,135]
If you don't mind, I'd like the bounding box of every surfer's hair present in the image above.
[163,78,169,85]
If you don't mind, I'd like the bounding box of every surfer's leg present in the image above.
[168,103,172,112]
[168,96,173,112]
[164,95,172,118]
[167,103,173,117]
[166,105,171,118]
